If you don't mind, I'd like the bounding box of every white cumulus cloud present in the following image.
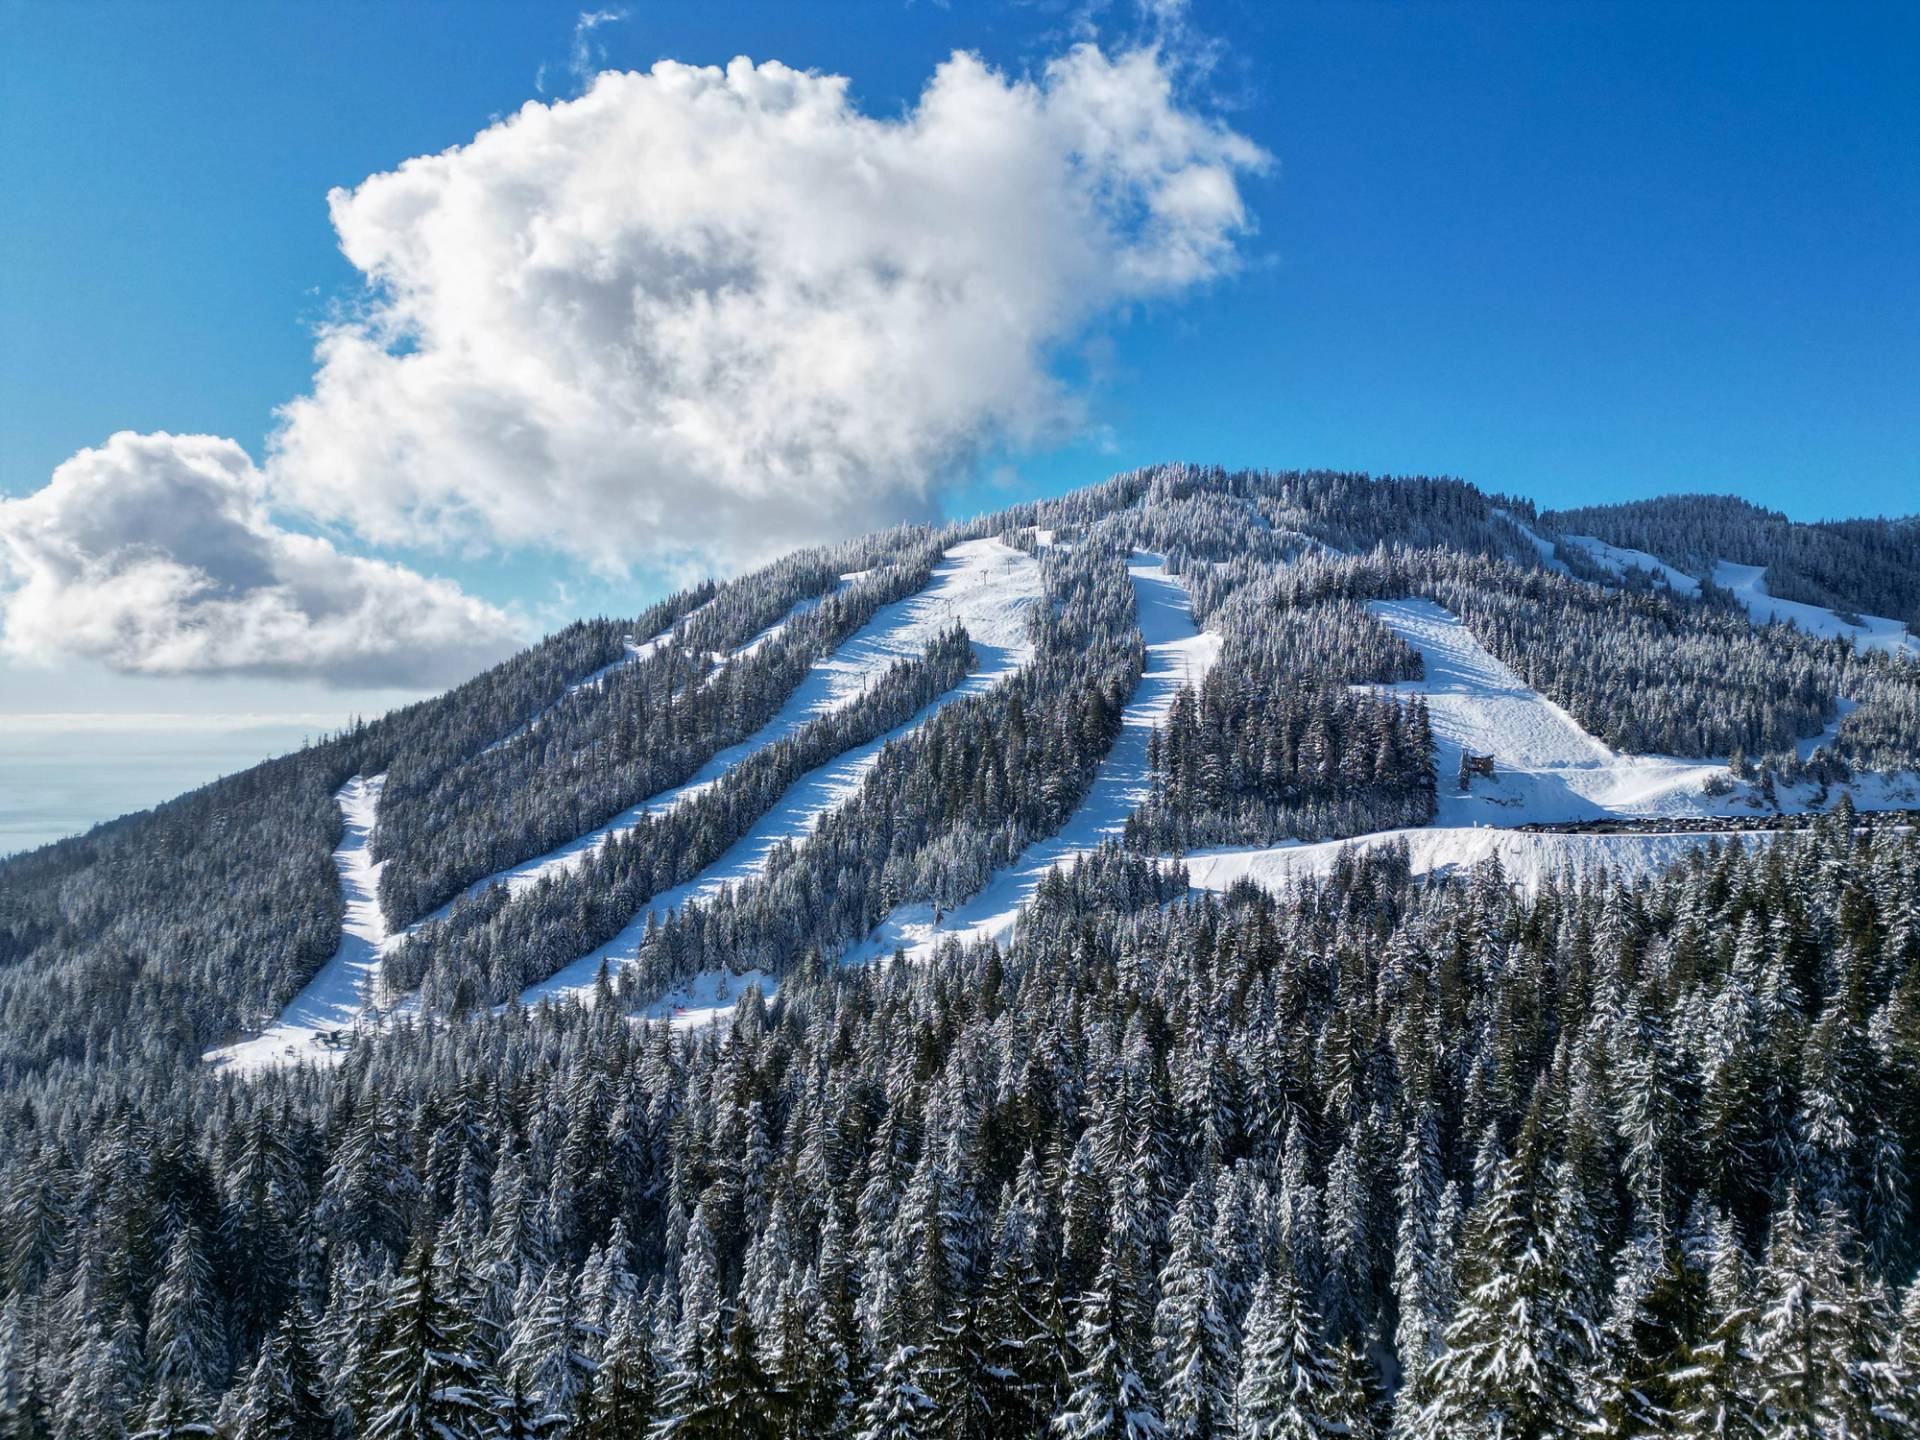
[267,44,1268,570]
[0,432,522,687]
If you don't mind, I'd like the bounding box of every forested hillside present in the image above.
[3,464,1919,1438]
[3,815,1916,1438]
[1545,494,1920,631]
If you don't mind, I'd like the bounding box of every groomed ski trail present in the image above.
[843,552,1220,967]
[1371,598,1731,825]
[211,539,1040,1065]
[205,775,388,1072]
[420,538,1041,932]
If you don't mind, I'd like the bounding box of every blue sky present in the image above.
[1,0,1916,845]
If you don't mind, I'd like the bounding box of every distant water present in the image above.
[0,716,335,857]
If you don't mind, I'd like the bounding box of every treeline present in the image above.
[386,627,976,1009]
[3,814,1917,1436]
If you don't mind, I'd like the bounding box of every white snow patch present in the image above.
[203,774,389,1074]
[845,552,1220,966]
[1711,561,1920,660]
[623,968,777,1031]
[1372,598,1737,825]
[1560,535,1701,596]
[1493,509,1571,575]
[1184,828,1755,897]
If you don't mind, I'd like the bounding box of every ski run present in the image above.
[213,529,1920,1067]
[844,552,1221,966]
[206,775,390,1073]
[209,539,1040,1068]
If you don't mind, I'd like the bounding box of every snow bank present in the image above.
[845,552,1220,966]
[203,774,389,1073]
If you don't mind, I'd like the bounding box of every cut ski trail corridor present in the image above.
[845,552,1220,966]
[211,539,1041,1063]
[206,775,389,1072]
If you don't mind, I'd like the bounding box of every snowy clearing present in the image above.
[1184,827,1745,896]
[1559,534,1702,596]
[634,968,777,1031]
[844,552,1220,966]
[1710,561,1920,660]
[204,775,388,1073]
[1370,598,1735,825]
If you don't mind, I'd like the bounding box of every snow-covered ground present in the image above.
[1550,534,1918,659]
[1559,534,1701,595]
[1184,827,1738,897]
[1709,561,1920,660]
[204,775,389,1073]
[844,552,1221,966]
[1179,597,1917,900]
[212,539,1044,1061]
[1372,598,1736,825]
[636,968,776,1031]
[1493,509,1571,575]
[410,541,1042,934]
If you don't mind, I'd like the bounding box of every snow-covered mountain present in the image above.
[3,466,1918,1438]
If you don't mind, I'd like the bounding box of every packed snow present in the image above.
[491,537,1040,1002]
[1184,827,1745,897]
[1710,561,1920,660]
[216,540,1043,1059]
[845,552,1220,966]
[204,775,390,1073]
[634,968,777,1031]
[409,540,1042,935]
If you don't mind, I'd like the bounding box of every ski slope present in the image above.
[1560,534,1701,595]
[1710,561,1920,660]
[205,775,389,1072]
[1178,597,1919,900]
[844,552,1220,966]
[409,541,1042,932]
[1372,599,1733,825]
[211,539,1043,1060]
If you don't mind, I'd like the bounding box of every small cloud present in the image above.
[570,8,629,85]
[0,432,523,688]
